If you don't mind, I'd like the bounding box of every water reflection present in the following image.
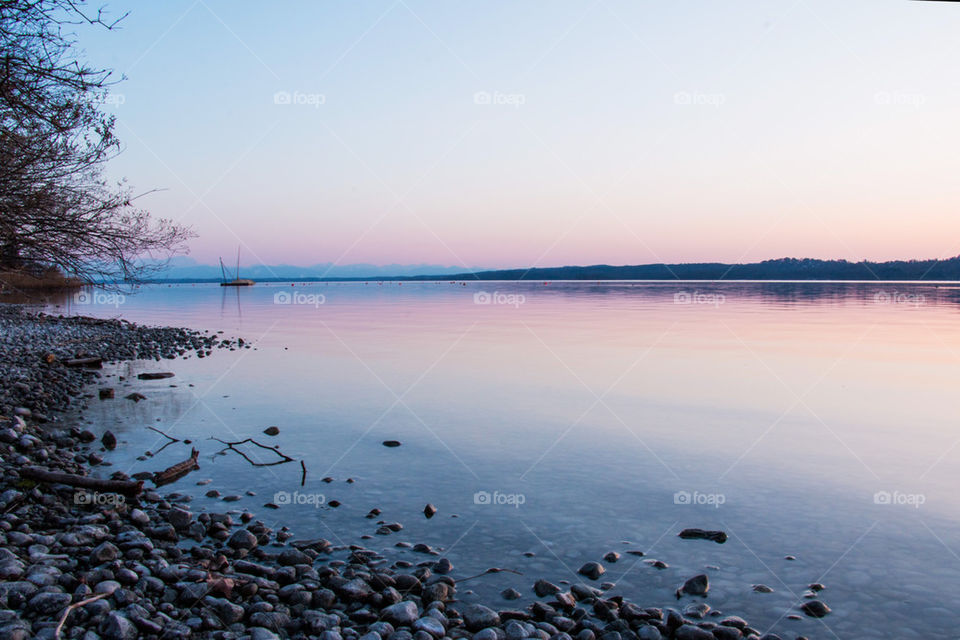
[47,281,960,637]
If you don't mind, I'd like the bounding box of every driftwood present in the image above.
[138,372,174,380]
[153,448,200,486]
[209,437,294,467]
[63,357,103,368]
[20,467,143,497]
[54,593,109,639]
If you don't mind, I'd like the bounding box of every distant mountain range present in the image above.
[150,257,960,282]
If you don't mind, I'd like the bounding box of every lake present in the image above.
[47,281,960,638]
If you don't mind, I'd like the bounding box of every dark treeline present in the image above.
[413,257,960,281]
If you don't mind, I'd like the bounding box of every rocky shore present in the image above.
[0,305,818,640]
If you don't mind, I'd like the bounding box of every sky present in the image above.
[78,0,960,270]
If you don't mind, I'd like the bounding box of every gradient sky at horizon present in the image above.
[79,0,960,270]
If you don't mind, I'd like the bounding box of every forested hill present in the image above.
[407,257,960,281]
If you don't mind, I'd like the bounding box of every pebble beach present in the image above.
[0,303,826,640]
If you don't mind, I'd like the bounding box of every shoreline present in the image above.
[0,304,816,640]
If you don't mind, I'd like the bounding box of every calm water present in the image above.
[44,281,960,638]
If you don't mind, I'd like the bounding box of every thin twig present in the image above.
[146,426,180,442]
[55,592,109,639]
[457,567,524,582]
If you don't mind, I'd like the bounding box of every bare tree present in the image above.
[0,0,193,283]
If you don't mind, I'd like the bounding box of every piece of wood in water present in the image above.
[152,448,200,486]
[64,357,103,368]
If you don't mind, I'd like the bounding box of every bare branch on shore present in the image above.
[20,467,143,497]
[54,593,110,639]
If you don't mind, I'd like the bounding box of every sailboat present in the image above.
[219,248,255,287]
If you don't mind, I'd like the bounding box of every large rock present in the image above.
[421,581,453,604]
[27,591,71,615]
[278,548,312,566]
[205,596,245,624]
[250,611,292,631]
[636,626,662,640]
[578,562,605,580]
[167,507,192,529]
[534,579,561,597]
[413,617,445,638]
[674,625,713,640]
[227,528,258,550]
[89,541,120,564]
[711,626,742,640]
[382,601,420,626]
[676,574,709,597]
[800,600,831,618]
[462,604,500,631]
[677,528,727,544]
[101,612,138,640]
[340,578,373,601]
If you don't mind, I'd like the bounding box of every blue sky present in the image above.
[79,0,960,269]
